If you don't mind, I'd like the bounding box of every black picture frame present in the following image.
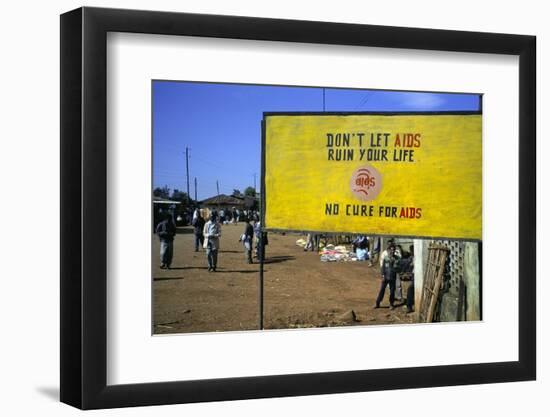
[60,6,536,410]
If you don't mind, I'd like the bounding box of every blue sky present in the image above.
[153,81,480,200]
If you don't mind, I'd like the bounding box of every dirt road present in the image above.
[153,224,414,334]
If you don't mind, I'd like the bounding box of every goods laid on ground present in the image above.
[296,239,373,262]
[320,244,358,262]
[295,238,307,248]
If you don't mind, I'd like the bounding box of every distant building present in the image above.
[198,194,260,221]
[200,194,246,211]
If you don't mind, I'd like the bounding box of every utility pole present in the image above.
[194,177,197,203]
[253,173,257,192]
[185,147,190,204]
[216,180,220,211]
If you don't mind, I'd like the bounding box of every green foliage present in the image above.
[171,189,189,203]
[153,186,170,199]
[244,186,256,197]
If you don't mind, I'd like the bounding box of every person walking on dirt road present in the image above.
[240,218,255,264]
[203,211,222,272]
[191,209,205,252]
[155,211,176,269]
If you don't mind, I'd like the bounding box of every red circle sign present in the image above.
[350,165,382,201]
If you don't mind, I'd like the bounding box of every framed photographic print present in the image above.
[60,6,536,409]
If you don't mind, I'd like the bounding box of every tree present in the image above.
[244,186,256,197]
[171,189,189,203]
[153,186,170,199]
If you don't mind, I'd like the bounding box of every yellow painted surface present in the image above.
[264,114,482,240]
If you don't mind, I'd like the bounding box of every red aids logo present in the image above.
[350,165,382,201]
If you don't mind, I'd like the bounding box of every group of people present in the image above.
[218,207,260,225]
[350,235,415,312]
[156,207,268,273]
[300,233,416,313]
[375,240,415,313]
[239,216,268,264]
[156,209,222,272]
[158,209,415,312]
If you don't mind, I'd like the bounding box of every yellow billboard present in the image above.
[263,113,482,240]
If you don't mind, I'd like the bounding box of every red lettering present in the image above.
[398,207,422,219]
[395,133,422,147]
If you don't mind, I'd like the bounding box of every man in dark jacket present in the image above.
[155,212,176,269]
[374,243,398,309]
[240,219,255,264]
[254,218,268,262]
[192,210,205,252]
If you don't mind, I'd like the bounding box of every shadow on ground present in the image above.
[263,255,295,264]
[35,386,59,401]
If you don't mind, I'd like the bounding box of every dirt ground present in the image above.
[153,224,415,334]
